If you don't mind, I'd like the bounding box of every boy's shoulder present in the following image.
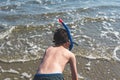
[61,47,75,58]
[46,46,74,55]
[47,46,53,49]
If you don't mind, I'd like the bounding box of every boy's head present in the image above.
[53,28,69,46]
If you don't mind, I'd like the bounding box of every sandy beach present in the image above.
[76,56,120,80]
[0,55,120,80]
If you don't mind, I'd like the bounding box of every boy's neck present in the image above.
[54,44,68,49]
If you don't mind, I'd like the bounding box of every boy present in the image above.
[33,28,78,80]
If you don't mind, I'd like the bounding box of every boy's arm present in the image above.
[69,53,78,80]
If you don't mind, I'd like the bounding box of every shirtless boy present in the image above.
[33,28,78,80]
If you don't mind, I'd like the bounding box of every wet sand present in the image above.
[76,56,120,80]
[0,55,120,80]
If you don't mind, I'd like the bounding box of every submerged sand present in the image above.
[0,55,120,80]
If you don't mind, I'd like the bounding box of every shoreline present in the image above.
[0,55,120,80]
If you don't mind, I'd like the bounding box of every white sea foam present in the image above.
[113,46,120,61]
[0,55,41,63]
[101,22,120,41]
[4,78,11,80]
[85,67,91,71]
[0,26,16,39]
[78,73,84,79]
[21,72,32,79]
[0,66,19,74]
[85,61,91,66]
[79,54,111,61]
[85,54,97,59]
[85,61,91,71]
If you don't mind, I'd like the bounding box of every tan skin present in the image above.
[37,42,78,80]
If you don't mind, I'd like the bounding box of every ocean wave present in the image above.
[0,19,120,62]
[0,4,17,11]
[0,0,120,63]
[0,26,16,39]
[0,4,120,26]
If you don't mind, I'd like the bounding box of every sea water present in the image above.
[0,0,120,79]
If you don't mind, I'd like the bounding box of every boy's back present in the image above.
[38,46,72,74]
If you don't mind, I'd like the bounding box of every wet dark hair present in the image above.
[53,28,69,46]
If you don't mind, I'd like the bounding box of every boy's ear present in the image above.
[66,41,70,46]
